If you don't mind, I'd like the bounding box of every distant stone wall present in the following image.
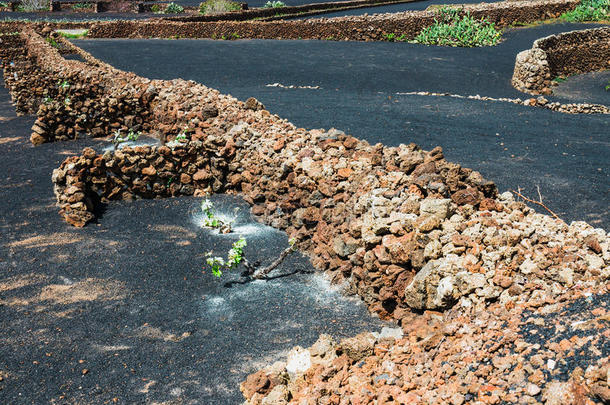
[87,0,580,40]
[512,26,610,95]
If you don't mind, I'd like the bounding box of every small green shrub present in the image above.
[71,2,90,10]
[150,3,161,12]
[561,0,609,22]
[17,0,49,11]
[383,32,406,42]
[164,2,184,13]
[45,36,60,48]
[206,237,246,277]
[199,0,241,15]
[263,0,285,8]
[415,7,502,47]
[0,2,9,8]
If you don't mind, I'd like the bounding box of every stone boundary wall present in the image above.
[166,0,420,22]
[1,29,157,143]
[512,26,610,95]
[2,24,607,328]
[87,0,579,40]
[9,27,599,329]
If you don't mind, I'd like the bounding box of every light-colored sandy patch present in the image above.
[39,278,126,305]
[151,225,196,240]
[0,273,48,293]
[0,182,31,190]
[93,344,132,352]
[139,380,158,394]
[133,325,192,342]
[48,253,71,264]
[0,136,19,144]
[6,232,83,249]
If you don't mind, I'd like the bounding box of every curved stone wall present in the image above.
[512,26,610,95]
[86,0,579,40]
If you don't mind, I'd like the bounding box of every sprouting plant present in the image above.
[0,2,9,8]
[164,2,184,13]
[263,0,285,8]
[64,97,71,105]
[383,32,406,42]
[205,237,247,277]
[151,3,161,12]
[112,129,141,150]
[42,96,52,104]
[175,133,187,141]
[606,80,610,91]
[57,80,70,89]
[200,197,233,232]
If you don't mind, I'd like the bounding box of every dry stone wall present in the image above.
[2,22,607,333]
[512,26,610,95]
[87,0,579,40]
[40,27,608,327]
[2,30,155,144]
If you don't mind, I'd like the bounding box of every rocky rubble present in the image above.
[242,288,609,404]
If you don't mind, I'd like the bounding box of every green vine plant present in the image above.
[199,197,299,280]
[200,197,234,233]
[166,124,191,147]
[112,129,142,150]
[205,236,298,280]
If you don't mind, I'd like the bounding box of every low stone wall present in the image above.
[167,0,420,23]
[37,25,607,330]
[87,0,579,40]
[2,29,156,144]
[512,26,610,95]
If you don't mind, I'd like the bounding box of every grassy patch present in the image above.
[71,2,91,10]
[415,7,502,47]
[199,0,241,15]
[58,30,89,39]
[561,0,609,22]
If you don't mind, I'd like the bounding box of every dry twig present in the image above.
[511,186,562,221]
